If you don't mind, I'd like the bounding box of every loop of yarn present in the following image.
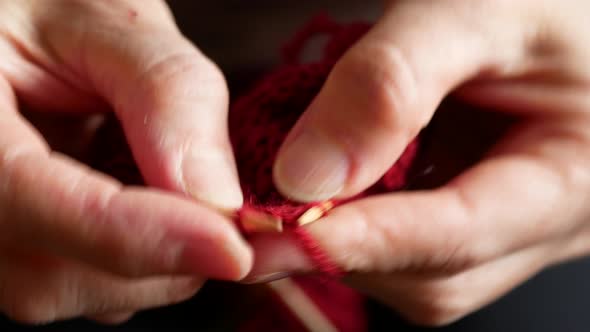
[237,200,344,277]
[90,15,423,332]
[230,16,420,279]
[226,16,422,331]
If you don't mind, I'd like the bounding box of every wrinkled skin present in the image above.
[0,0,251,325]
[2,0,590,328]
[250,0,590,326]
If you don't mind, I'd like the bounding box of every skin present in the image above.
[0,0,251,325]
[2,0,590,328]
[250,0,590,327]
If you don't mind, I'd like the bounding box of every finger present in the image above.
[247,116,590,277]
[0,82,251,279]
[456,80,590,115]
[347,226,590,326]
[0,0,108,114]
[273,0,528,202]
[40,0,242,211]
[347,242,555,326]
[0,254,202,325]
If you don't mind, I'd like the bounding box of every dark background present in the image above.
[163,0,382,74]
[2,1,590,331]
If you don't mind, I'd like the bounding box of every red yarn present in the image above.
[240,276,367,332]
[229,16,419,277]
[90,15,422,332]
[226,16,420,331]
[237,200,343,277]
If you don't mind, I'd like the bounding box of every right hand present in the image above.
[0,0,251,325]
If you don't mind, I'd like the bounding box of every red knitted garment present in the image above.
[227,16,420,331]
[90,15,421,332]
[230,15,419,276]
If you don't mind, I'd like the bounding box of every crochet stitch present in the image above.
[90,15,422,332]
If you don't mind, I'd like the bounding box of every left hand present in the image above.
[246,0,590,326]
[0,0,249,325]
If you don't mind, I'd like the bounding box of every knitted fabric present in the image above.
[90,15,421,332]
[228,15,420,331]
[230,15,419,278]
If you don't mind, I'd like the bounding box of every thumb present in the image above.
[45,3,242,211]
[273,1,519,202]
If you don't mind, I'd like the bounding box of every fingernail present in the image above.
[274,129,348,202]
[182,149,243,211]
[242,272,292,284]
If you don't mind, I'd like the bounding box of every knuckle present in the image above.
[92,191,178,279]
[334,42,421,136]
[325,205,376,273]
[380,194,480,274]
[427,239,478,275]
[432,219,480,273]
[441,188,489,268]
[138,51,228,109]
[332,195,480,274]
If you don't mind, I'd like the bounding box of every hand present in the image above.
[0,0,250,324]
[249,0,590,326]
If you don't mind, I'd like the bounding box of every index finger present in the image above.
[0,78,252,280]
[246,117,589,277]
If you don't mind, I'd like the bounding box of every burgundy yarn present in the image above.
[229,15,419,277]
[227,16,421,331]
[89,15,422,332]
[240,276,367,332]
